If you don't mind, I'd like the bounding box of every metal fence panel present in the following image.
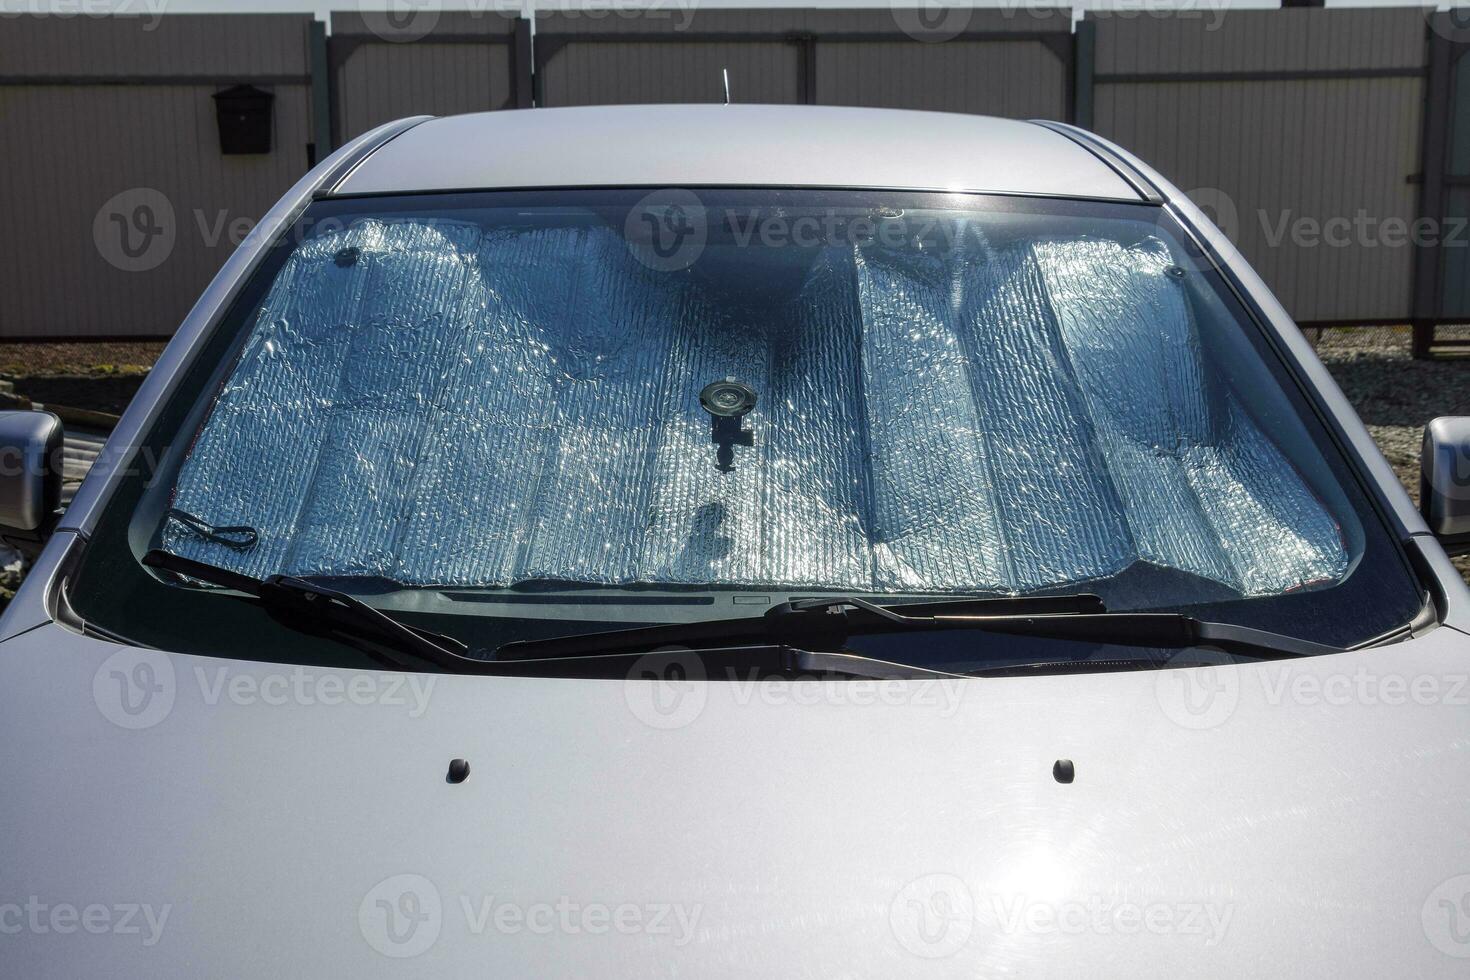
[0,15,317,340]
[0,8,1455,340]
[813,9,1071,119]
[1425,16,1470,339]
[534,10,807,106]
[328,12,526,144]
[535,8,1071,115]
[1090,8,1428,324]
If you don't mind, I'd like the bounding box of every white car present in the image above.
[2,105,1470,977]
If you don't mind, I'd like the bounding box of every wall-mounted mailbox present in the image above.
[212,84,274,155]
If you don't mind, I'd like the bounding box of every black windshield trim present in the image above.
[59,188,1426,668]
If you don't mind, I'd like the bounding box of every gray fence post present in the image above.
[1073,19,1094,130]
[513,18,534,109]
[309,19,333,161]
[1413,16,1452,359]
[794,33,817,105]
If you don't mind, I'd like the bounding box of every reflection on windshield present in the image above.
[157,204,1351,604]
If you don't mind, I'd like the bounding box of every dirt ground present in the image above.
[1,329,1468,610]
[0,341,165,378]
[0,341,161,417]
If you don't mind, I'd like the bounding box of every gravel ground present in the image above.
[1313,326,1470,582]
[0,331,1467,612]
[0,549,21,608]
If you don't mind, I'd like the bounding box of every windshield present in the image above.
[66,189,1423,669]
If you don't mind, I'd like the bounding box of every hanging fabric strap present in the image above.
[164,508,259,550]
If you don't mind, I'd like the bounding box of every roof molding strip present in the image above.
[1028,120,1163,203]
[315,115,435,198]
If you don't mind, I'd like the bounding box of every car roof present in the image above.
[332,104,1144,201]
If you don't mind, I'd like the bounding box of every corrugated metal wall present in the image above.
[0,8,1452,339]
[1090,8,1429,324]
[534,8,1071,118]
[812,9,1070,119]
[329,11,526,144]
[1432,31,1470,324]
[0,15,318,339]
[535,9,807,106]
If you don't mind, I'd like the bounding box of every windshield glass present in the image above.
[67,189,1423,668]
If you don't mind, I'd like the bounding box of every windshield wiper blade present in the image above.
[495,593,1338,665]
[484,645,971,680]
[139,552,980,678]
[141,550,474,671]
[968,656,1220,677]
[493,592,1106,661]
[142,552,965,680]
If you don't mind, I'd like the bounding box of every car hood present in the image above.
[3,621,1470,977]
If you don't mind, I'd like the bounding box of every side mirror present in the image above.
[1422,416,1470,556]
[0,411,64,542]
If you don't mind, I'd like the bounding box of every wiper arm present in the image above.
[484,645,971,680]
[969,656,1225,677]
[141,550,474,671]
[948,611,1340,661]
[494,592,1107,661]
[495,593,1339,664]
[960,616,1346,676]
[139,552,971,679]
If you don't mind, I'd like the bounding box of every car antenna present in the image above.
[722,67,731,105]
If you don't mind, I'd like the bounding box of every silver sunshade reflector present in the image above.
[164,219,1348,595]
